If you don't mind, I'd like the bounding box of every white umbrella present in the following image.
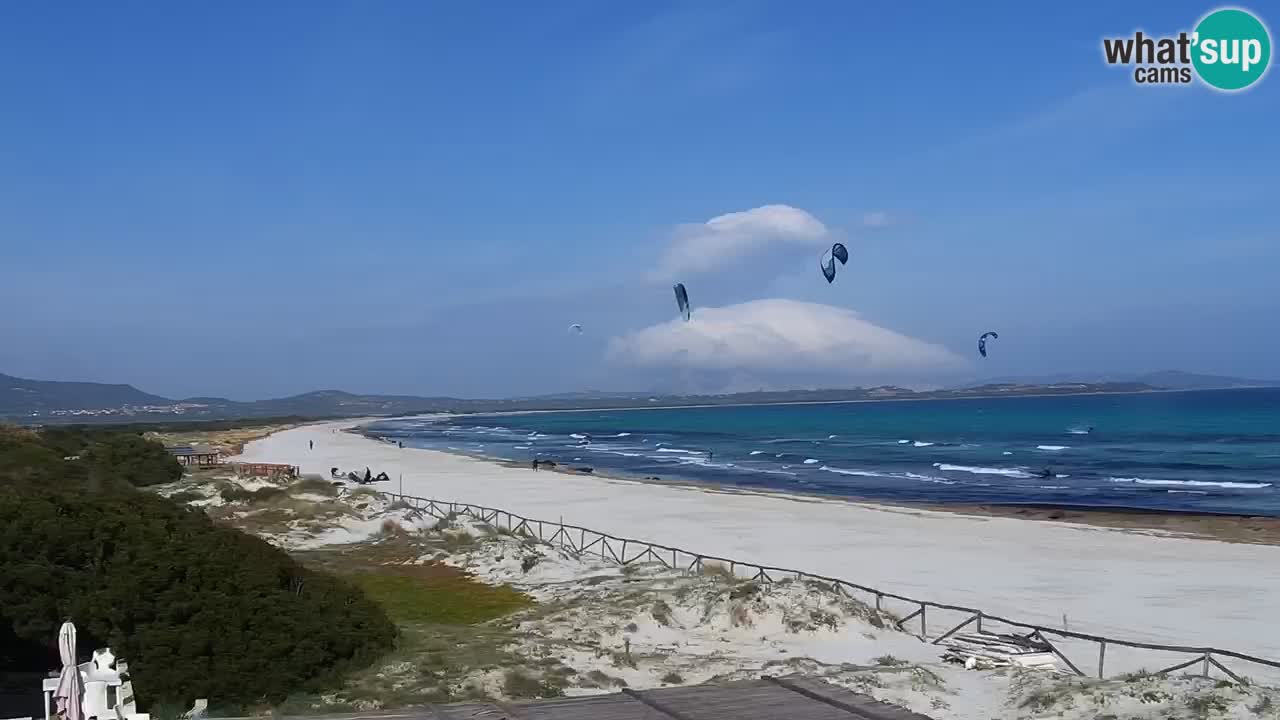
[53,621,82,720]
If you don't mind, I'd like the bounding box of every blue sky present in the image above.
[1,1,1277,399]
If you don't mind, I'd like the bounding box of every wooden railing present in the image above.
[385,491,1280,683]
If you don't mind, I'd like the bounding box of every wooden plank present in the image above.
[1155,655,1204,676]
[764,675,936,719]
[930,614,979,645]
[621,688,698,719]
[1033,632,1084,676]
[1209,656,1246,684]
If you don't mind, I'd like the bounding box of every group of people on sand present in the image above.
[329,466,390,484]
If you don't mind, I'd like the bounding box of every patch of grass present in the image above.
[729,582,759,601]
[624,622,639,633]
[441,530,478,552]
[289,477,340,496]
[1249,695,1274,715]
[699,560,736,580]
[521,554,541,573]
[1187,693,1229,718]
[661,672,684,685]
[1140,689,1170,704]
[346,565,531,625]
[167,490,204,504]
[651,599,673,626]
[583,670,615,688]
[874,655,907,667]
[1019,688,1064,712]
[502,669,564,699]
[218,485,286,504]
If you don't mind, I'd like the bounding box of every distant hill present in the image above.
[0,370,1189,424]
[1,372,170,415]
[965,370,1277,391]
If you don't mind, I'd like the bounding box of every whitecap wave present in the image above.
[898,439,910,444]
[657,448,699,454]
[912,441,935,448]
[820,466,957,485]
[749,450,765,456]
[1002,451,1014,456]
[570,433,587,440]
[934,463,1031,479]
[803,458,820,464]
[1037,445,1070,451]
[1108,477,1272,489]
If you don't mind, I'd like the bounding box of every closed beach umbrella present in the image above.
[54,621,83,720]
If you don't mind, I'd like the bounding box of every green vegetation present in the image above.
[0,425,396,709]
[219,485,286,504]
[286,533,547,709]
[348,568,530,625]
[2,424,182,490]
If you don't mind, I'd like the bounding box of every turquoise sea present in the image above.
[367,388,1280,516]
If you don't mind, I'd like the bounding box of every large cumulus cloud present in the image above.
[607,298,965,387]
[652,204,830,280]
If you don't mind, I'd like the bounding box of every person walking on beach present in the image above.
[309,440,314,450]
[532,459,539,471]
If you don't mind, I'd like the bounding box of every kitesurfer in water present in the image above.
[1036,466,1055,479]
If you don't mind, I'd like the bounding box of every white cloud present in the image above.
[607,298,964,384]
[861,211,892,228]
[654,204,829,279]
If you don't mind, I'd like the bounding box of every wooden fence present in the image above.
[385,491,1280,684]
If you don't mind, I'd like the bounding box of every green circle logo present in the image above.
[1193,8,1271,91]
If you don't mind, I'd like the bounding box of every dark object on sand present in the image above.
[331,467,341,478]
[540,460,557,468]
[574,466,594,474]
[373,471,390,482]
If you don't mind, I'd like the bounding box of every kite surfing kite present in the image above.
[568,323,583,334]
[673,283,691,322]
[820,242,850,284]
[978,331,999,358]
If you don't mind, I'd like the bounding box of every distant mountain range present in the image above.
[960,370,1277,392]
[1,369,1274,424]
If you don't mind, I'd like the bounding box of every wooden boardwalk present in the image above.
[230,677,933,720]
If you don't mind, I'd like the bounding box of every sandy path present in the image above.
[234,420,1280,673]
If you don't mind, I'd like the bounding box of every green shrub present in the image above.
[0,484,396,708]
[81,434,183,487]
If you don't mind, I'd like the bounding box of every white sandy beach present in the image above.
[234,420,1280,678]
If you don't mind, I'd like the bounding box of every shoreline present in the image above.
[444,385,1186,418]
[236,420,1280,665]
[356,424,1280,547]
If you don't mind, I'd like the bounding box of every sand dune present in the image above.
[234,420,1280,677]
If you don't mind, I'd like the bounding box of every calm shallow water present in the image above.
[367,388,1280,516]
